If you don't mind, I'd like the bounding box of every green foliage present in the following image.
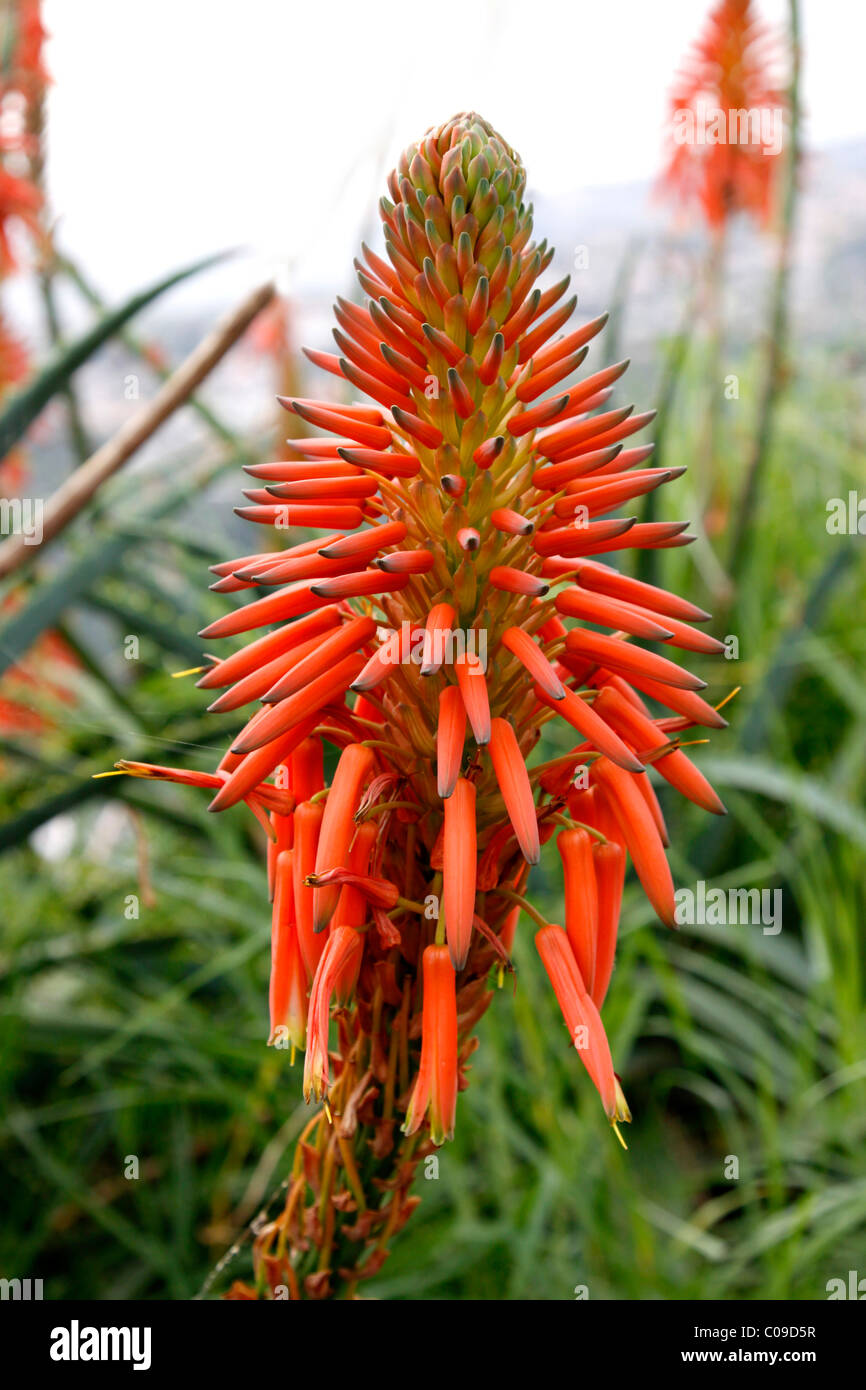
[0,252,229,460]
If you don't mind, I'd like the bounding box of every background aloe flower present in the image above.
[656,0,790,543]
[659,0,786,230]
[0,0,77,740]
[117,112,731,1299]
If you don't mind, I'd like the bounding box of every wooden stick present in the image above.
[0,279,275,580]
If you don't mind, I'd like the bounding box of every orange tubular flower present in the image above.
[269,851,307,1052]
[591,839,626,1008]
[292,800,326,977]
[594,684,726,815]
[488,717,540,865]
[312,743,374,930]
[436,685,467,798]
[454,651,491,745]
[535,924,617,1120]
[303,926,363,1102]
[659,0,786,230]
[443,777,477,969]
[124,113,730,1297]
[420,602,456,673]
[557,827,599,989]
[307,867,400,912]
[593,759,677,928]
[403,944,458,1146]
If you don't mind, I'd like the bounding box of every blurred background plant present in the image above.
[0,0,864,1300]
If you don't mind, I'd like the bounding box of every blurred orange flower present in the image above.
[660,0,786,229]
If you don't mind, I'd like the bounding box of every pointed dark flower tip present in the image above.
[490,508,533,537]
[473,435,505,469]
[392,403,444,449]
[446,367,476,419]
[441,473,467,497]
[490,566,548,597]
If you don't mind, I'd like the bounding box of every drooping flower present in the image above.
[303,925,363,1102]
[117,113,730,1296]
[269,849,307,1053]
[403,943,458,1146]
[535,922,618,1121]
[659,0,786,229]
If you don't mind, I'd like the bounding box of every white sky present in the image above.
[42,0,866,300]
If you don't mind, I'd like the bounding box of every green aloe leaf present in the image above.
[0,250,229,459]
[700,754,866,848]
[0,448,243,678]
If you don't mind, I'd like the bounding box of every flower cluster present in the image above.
[123,113,728,1295]
[660,0,785,229]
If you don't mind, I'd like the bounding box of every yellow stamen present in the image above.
[323,1098,333,1124]
[611,1120,629,1151]
[715,685,741,712]
[290,1044,296,1067]
[171,665,207,678]
[91,770,128,779]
